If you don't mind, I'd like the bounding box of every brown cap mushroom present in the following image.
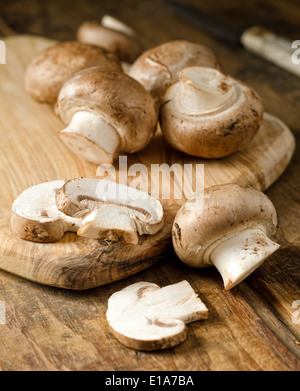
[57,67,158,165]
[172,184,280,290]
[77,15,143,64]
[56,177,164,244]
[11,180,82,243]
[24,41,122,104]
[128,40,221,104]
[106,280,208,350]
[160,66,264,158]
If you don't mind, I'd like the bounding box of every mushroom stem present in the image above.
[176,67,236,115]
[77,206,139,244]
[101,15,136,37]
[210,227,280,290]
[60,111,120,165]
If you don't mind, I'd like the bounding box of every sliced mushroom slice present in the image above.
[24,41,122,105]
[11,180,82,243]
[160,66,264,159]
[172,184,280,290]
[77,205,139,244]
[56,178,164,243]
[77,15,143,63]
[106,280,208,351]
[57,67,158,165]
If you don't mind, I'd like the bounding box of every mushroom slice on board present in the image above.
[56,178,164,244]
[11,180,82,243]
[77,15,143,64]
[160,66,264,159]
[57,67,158,165]
[106,280,208,351]
[129,40,221,105]
[172,184,280,290]
[24,41,122,105]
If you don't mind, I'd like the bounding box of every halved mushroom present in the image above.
[77,15,143,64]
[56,177,164,244]
[128,40,221,105]
[172,184,280,290]
[25,41,122,104]
[106,280,208,350]
[57,67,158,165]
[11,180,82,243]
[160,66,264,158]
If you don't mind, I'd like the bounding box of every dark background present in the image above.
[1,0,299,43]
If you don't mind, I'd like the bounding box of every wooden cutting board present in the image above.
[0,35,295,290]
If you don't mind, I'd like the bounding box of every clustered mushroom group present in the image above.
[12,16,282,350]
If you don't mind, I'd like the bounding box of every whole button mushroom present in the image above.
[25,41,122,104]
[57,67,158,165]
[128,40,221,105]
[160,66,264,158]
[77,15,143,64]
[172,184,280,290]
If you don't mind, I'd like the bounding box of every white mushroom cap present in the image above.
[160,67,264,159]
[77,15,143,63]
[172,184,280,290]
[11,180,82,243]
[56,178,164,243]
[129,40,221,105]
[57,67,158,165]
[106,280,208,351]
[24,41,122,104]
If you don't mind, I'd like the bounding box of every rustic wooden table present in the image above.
[0,0,299,371]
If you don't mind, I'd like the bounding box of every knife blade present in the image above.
[164,0,300,77]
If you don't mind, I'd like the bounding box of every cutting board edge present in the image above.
[0,34,296,290]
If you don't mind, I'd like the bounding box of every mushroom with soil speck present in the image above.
[172,184,280,290]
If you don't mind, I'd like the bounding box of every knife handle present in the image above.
[241,26,300,77]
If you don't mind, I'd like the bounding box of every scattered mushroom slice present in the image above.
[56,178,164,243]
[106,280,208,351]
[57,67,158,165]
[128,40,221,105]
[77,15,143,64]
[24,41,122,104]
[11,180,82,243]
[172,184,280,290]
[160,66,264,158]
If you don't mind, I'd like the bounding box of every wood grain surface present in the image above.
[0,0,299,371]
[0,35,294,290]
